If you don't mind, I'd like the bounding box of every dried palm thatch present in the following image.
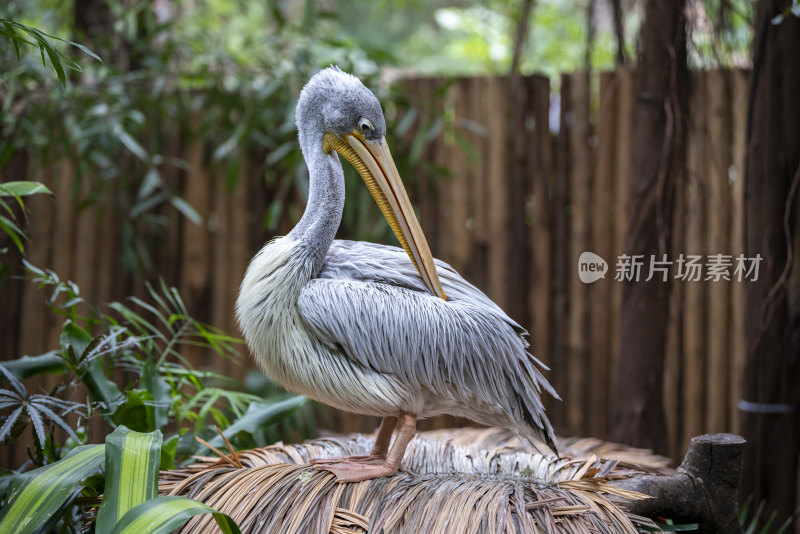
[159,427,674,534]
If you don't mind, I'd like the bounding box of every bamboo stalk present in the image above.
[682,72,707,447]
[566,71,593,436]
[529,75,552,376]
[610,68,635,396]
[728,69,748,436]
[589,71,617,439]
[486,76,509,309]
[704,70,731,434]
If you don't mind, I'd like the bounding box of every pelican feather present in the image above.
[236,67,559,481]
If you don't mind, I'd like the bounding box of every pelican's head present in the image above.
[296,67,386,143]
[296,67,445,300]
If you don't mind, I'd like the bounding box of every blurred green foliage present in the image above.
[1,0,756,277]
[0,0,405,277]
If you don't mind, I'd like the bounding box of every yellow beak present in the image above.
[323,130,445,300]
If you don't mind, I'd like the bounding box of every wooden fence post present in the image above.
[566,71,592,436]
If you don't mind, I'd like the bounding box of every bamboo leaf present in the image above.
[96,427,163,534]
[0,445,104,534]
[109,495,241,534]
[113,126,149,161]
[265,140,295,165]
[169,196,202,225]
[33,31,66,87]
[1,21,22,59]
[0,181,53,197]
[60,38,103,62]
[0,214,25,252]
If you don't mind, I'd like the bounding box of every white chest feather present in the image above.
[236,238,316,388]
[235,237,408,415]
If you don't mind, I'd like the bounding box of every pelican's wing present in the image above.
[316,240,524,333]
[299,240,557,450]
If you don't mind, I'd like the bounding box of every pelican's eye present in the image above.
[358,118,374,133]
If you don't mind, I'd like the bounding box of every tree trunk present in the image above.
[610,0,688,455]
[612,433,746,534]
[740,0,800,526]
[611,0,627,65]
[73,0,114,49]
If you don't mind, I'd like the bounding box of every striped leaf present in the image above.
[0,445,104,534]
[95,426,162,534]
[109,495,241,534]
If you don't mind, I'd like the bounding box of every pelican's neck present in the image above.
[287,131,344,274]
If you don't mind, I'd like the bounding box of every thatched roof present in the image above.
[159,427,674,534]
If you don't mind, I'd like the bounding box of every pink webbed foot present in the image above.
[316,459,400,482]
[309,453,382,465]
[314,413,417,483]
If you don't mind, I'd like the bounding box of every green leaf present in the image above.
[1,21,22,59]
[141,358,171,430]
[0,181,53,197]
[159,435,179,471]
[0,445,105,534]
[1,353,66,380]
[114,126,149,161]
[61,38,103,62]
[264,140,296,165]
[61,320,92,360]
[38,33,66,87]
[96,427,163,534]
[206,396,306,448]
[110,390,155,432]
[169,196,202,225]
[80,357,124,409]
[0,214,25,252]
[109,495,241,534]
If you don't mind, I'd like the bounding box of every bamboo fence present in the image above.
[2,68,787,474]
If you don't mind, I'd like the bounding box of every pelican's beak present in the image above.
[322,131,445,300]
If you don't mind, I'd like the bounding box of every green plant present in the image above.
[0,264,313,530]
[0,363,84,464]
[0,426,241,534]
[0,17,100,89]
[636,519,699,532]
[0,0,429,277]
[9,262,311,460]
[0,181,53,253]
[739,496,794,534]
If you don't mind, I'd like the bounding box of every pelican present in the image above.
[236,67,558,482]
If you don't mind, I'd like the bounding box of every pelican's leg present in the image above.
[317,413,416,483]
[310,416,398,465]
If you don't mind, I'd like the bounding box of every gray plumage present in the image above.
[236,67,558,456]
